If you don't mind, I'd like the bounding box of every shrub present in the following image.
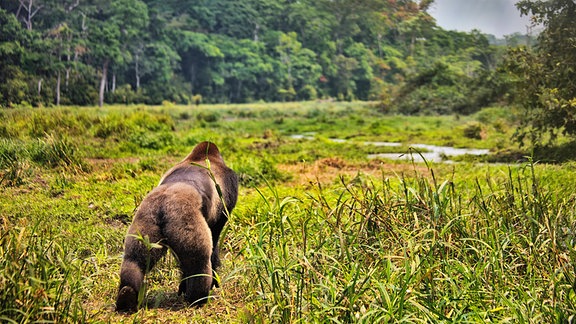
[178,111,192,120]
[0,139,30,186]
[28,136,89,172]
[129,130,175,150]
[395,86,467,115]
[28,110,91,138]
[93,116,130,139]
[298,85,318,101]
[233,155,290,187]
[196,111,220,123]
[106,84,148,104]
[462,122,483,139]
[127,111,175,132]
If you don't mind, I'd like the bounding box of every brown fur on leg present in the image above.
[116,260,143,312]
[116,286,138,312]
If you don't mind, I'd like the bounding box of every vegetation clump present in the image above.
[0,222,90,322]
[239,161,576,322]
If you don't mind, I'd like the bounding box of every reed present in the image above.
[0,221,90,323]
[236,160,576,322]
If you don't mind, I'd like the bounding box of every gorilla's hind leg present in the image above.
[116,217,167,312]
[163,184,214,306]
[171,231,213,306]
[116,260,142,312]
[178,257,213,306]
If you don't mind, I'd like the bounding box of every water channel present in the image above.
[365,142,490,163]
[290,134,490,163]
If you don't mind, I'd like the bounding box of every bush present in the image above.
[28,136,89,172]
[93,117,129,139]
[0,139,30,186]
[0,68,30,107]
[93,111,174,144]
[129,130,175,150]
[395,86,467,115]
[462,122,483,139]
[298,85,318,101]
[128,111,175,132]
[233,155,290,187]
[196,111,220,123]
[28,110,91,138]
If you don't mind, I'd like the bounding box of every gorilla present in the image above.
[115,141,238,312]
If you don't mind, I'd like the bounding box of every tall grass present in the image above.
[0,221,90,323]
[238,161,576,322]
[29,135,89,172]
[0,139,30,186]
[0,136,88,187]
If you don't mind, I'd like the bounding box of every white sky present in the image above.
[428,0,537,37]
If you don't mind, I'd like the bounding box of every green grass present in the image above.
[234,161,576,322]
[1,103,575,322]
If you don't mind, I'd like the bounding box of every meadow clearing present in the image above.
[1,102,576,323]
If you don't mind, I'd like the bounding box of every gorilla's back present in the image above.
[159,164,218,222]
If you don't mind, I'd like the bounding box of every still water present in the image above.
[290,134,490,163]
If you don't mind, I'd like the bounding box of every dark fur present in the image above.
[115,142,238,312]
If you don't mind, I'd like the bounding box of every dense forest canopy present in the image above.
[0,0,532,112]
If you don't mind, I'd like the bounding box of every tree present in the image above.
[274,32,321,100]
[0,8,30,106]
[1,0,511,106]
[393,61,467,115]
[344,42,375,100]
[505,0,576,145]
[207,0,260,40]
[176,31,223,101]
[89,22,121,107]
[110,0,149,94]
[15,0,44,30]
[215,36,274,103]
[45,23,73,105]
[84,0,148,106]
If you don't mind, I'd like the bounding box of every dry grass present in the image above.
[279,158,432,188]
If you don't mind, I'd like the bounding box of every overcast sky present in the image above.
[428,0,537,37]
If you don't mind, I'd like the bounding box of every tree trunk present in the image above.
[99,60,109,107]
[56,71,61,106]
[18,0,43,31]
[135,52,140,90]
[236,79,242,103]
[65,68,70,88]
[254,23,259,42]
[376,33,382,59]
[112,73,116,93]
[66,37,72,88]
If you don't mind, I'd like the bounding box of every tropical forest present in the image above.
[1,0,576,322]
